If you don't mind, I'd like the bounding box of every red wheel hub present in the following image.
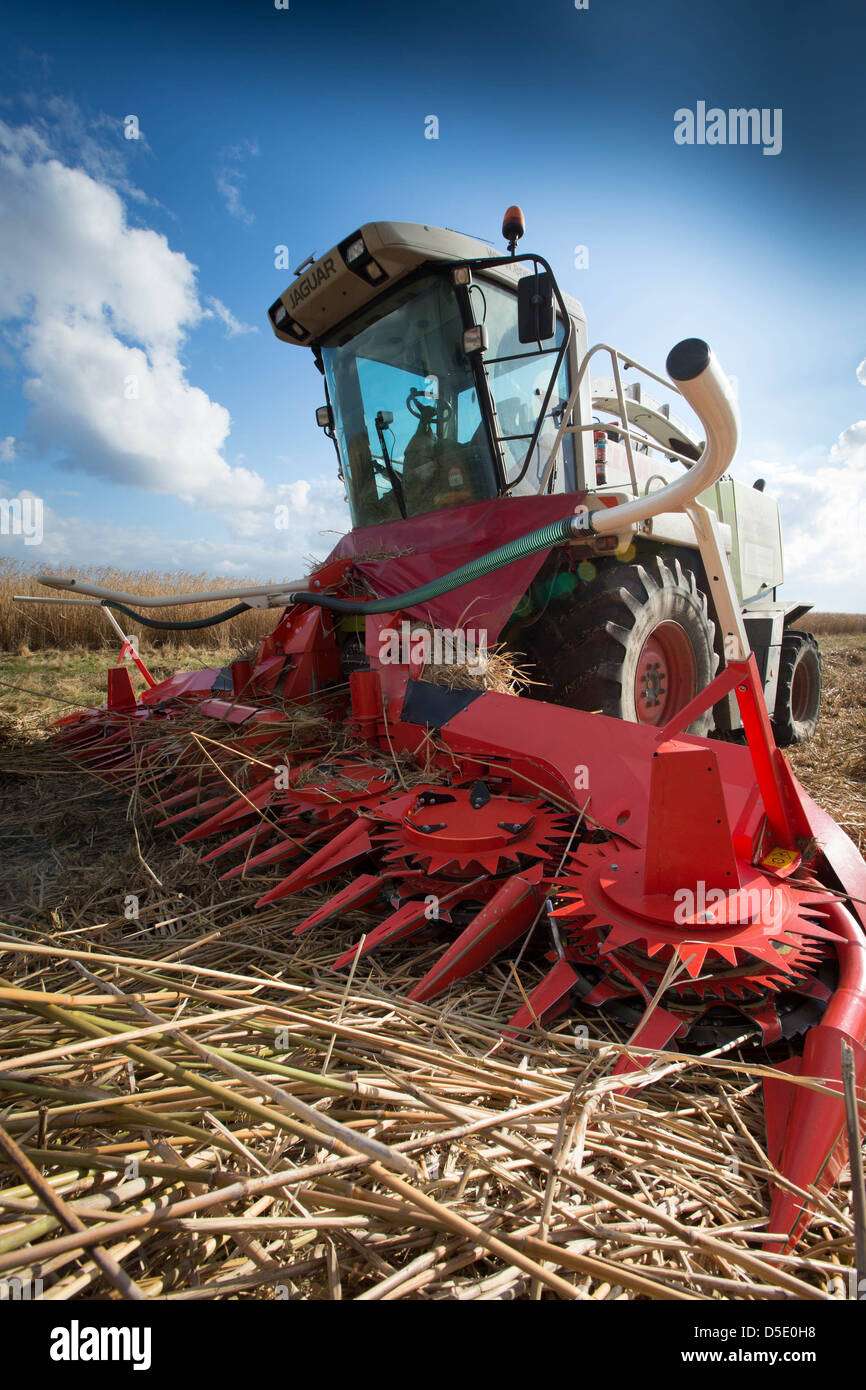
[634,621,697,724]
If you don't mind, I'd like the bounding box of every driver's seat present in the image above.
[402,411,440,515]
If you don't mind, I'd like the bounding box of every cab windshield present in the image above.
[321,274,499,527]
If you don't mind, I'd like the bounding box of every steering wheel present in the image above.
[406,387,453,426]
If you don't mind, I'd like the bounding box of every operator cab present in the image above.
[321,272,497,525]
[269,216,588,529]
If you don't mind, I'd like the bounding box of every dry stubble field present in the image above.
[0,601,863,1301]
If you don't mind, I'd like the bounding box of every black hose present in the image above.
[102,599,252,631]
[99,513,579,629]
[290,514,580,616]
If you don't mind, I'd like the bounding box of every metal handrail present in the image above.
[563,339,748,661]
[537,342,701,496]
[588,343,739,536]
[567,420,702,474]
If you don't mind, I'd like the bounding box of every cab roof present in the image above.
[268,219,586,347]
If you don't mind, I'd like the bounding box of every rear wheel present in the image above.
[772,630,822,745]
[528,555,718,735]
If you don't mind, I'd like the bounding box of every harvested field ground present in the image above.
[787,635,866,854]
[0,634,863,1301]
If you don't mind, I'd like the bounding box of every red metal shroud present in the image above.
[762,902,866,1251]
[351,657,866,1251]
[50,570,866,1251]
[327,492,584,635]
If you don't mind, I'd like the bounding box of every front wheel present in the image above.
[772,631,822,745]
[533,555,719,735]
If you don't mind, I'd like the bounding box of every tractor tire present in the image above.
[534,555,718,735]
[772,630,822,745]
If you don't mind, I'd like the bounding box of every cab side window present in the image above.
[480,280,575,492]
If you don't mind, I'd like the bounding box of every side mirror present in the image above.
[517,272,556,343]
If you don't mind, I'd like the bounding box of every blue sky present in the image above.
[0,0,864,607]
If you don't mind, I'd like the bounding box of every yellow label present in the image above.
[760,847,799,871]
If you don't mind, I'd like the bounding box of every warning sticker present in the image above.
[759,846,801,876]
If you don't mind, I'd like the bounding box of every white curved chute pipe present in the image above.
[587,339,740,536]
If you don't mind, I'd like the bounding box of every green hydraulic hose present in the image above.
[291,515,582,615]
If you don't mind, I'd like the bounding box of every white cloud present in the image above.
[740,437,866,604]
[0,436,15,462]
[204,295,258,338]
[732,358,866,610]
[0,117,266,507]
[0,477,350,578]
[7,94,153,204]
[831,417,866,471]
[214,140,259,225]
